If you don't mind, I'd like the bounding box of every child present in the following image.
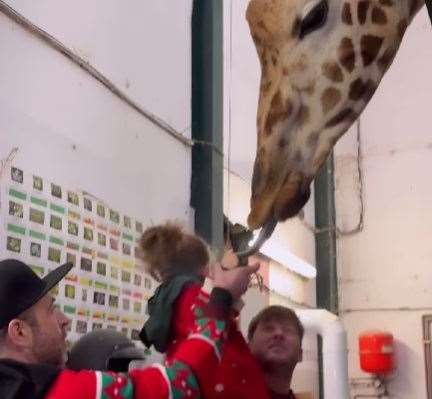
[139,222,270,399]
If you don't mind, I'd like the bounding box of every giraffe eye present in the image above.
[299,0,329,39]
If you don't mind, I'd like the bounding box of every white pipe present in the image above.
[295,309,349,399]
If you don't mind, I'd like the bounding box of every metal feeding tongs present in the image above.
[225,216,277,266]
[225,216,277,291]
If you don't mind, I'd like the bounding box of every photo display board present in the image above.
[0,165,155,346]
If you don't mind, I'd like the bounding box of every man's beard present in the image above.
[31,327,65,367]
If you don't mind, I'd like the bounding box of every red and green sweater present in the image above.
[143,278,271,399]
[0,289,230,399]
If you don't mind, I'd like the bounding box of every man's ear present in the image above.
[7,319,33,348]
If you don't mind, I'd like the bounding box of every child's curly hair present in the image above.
[139,222,209,281]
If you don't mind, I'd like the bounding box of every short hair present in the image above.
[140,222,209,281]
[248,305,304,341]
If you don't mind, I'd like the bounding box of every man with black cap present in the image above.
[0,258,259,399]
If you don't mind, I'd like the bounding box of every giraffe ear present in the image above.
[299,0,329,39]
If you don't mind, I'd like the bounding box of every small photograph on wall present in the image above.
[109,295,119,308]
[111,266,118,279]
[51,183,62,199]
[33,176,43,191]
[7,236,21,253]
[9,201,23,218]
[83,227,93,241]
[66,252,76,267]
[97,233,106,247]
[68,221,78,236]
[124,216,132,229]
[83,198,92,212]
[96,262,107,276]
[133,302,142,314]
[109,209,120,224]
[81,288,88,302]
[97,204,106,218]
[50,215,62,231]
[121,270,131,283]
[80,257,92,272]
[110,238,119,251]
[144,277,152,290]
[93,292,105,306]
[131,329,140,341]
[76,320,88,334]
[67,191,79,206]
[136,221,143,233]
[11,167,23,184]
[122,243,131,256]
[48,247,61,263]
[30,242,42,258]
[29,208,45,225]
[65,285,76,300]
[134,274,142,287]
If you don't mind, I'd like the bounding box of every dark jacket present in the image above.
[0,359,59,399]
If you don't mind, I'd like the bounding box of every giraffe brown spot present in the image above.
[321,88,342,114]
[398,19,408,40]
[322,62,344,83]
[304,83,316,96]
[409,0,419,18]
[377,47,397,72]
[325,108,355,128]
[291,17,301,38]
[278,138,287,148]
[371,7,387,24]
[342,3,353,25]
[306,132,320,149]
[357,1,370,25]
[349,78,376,101]
[379,0,393,6]
[265,92,293,136]
[252,34,262,46]
[271,55,277,66]
[361,35,384,66]
[298,105,310,125]
[251,148,266,196]
[257,20,269,33]
[339,37,356,73]
[294,150,303,164]
[260,81,271,93]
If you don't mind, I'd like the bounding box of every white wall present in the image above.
[335,7,432,398]
[0,1,193,224]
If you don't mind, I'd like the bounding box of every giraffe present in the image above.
[245,0,426,231]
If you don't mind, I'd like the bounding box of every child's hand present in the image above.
[220,249,238,270]
[212,262,260,300]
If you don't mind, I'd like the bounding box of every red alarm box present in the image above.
[359,331,394,374]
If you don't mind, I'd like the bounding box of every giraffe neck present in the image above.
[400,0,425,24]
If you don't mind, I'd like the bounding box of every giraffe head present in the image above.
[246,0,422,230]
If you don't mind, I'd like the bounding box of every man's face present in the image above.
[249,318,302,369]
[29,294,70,367]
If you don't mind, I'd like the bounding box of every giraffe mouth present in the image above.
[247,169,311,230]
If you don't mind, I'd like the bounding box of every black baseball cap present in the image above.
[0,259,72,329]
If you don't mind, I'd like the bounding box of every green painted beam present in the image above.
[314,153,338,399]
[191,0,224,251]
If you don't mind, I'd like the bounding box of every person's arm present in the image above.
[45,289,231,399]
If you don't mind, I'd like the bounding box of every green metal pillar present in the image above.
[191,0,224,251]
[314,153,338,399]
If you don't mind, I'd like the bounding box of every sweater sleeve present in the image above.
[45,300,229,399]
